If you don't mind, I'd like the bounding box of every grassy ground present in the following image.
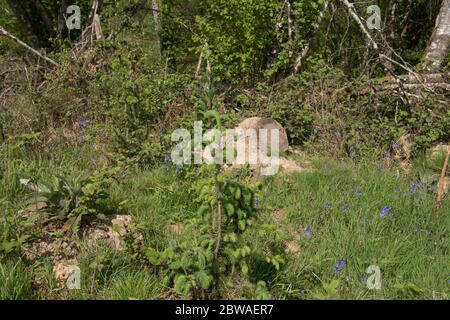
[0,147,449,300]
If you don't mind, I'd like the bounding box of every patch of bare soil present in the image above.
[20,209,133,288]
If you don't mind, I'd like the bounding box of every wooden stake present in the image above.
[435,146,450,216]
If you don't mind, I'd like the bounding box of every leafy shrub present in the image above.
[33,167,121,234]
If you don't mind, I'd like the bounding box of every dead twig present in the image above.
[0,25,59,67]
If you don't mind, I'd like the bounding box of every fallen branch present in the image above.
[337,0,428,103]
[360,72,450,94]
[0,25,59,66]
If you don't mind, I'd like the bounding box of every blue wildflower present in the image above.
[429,184,437,193]
[411,183,422,195]
[80,120,89,128]
[323,202,331,209]
[342,204,349,213]
[298,289,305,296]
[363,217,370,225]
[393,187,400,193]
[392,143,399,150]
[164,154,171,162]
[254,197,260,206]
[379,206,392,218]
[334,257,347,275]
[361,273,367,284]
[305,227,313,238]
[19,144,28,152]
[74,151,82,158]
[175,165,181,173]
[355,191,362,198]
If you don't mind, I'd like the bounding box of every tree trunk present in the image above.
[152,0,162,56]
[422,0,450,72]
[6,0,53,48]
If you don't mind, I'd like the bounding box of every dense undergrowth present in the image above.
[0,0,449,300]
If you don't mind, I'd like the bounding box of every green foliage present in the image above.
[195,0,280,84]
[146,102,282,298]
[0,199,35,257]
[0,260,33,299]
[34,167,120,234]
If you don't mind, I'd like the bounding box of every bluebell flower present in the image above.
[323,202,331,209]
[254,197,260,206]
[355,191,362,198]
[80,120,89,128]
[334,257,347,275]
[342,204,349,213]
[379,206,392,218]
[164,154,171,162]
[411,183,421,195]
[19,144,28,152]
[429,184,437,193]
[298,289,305,296]
[175,165,181,173]
[392,143,399,150]
[305,227,313,238]
[361,273,367,284]
[74,151,82,158]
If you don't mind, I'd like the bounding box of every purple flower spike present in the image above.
[334,257,347,274]
[379,206,392,218]
[305,227,313,238]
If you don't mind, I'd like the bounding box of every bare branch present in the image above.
[293,0,329,73]
[0,25,59,66]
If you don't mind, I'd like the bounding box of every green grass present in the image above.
[0,148,448,300]
[260,159,449,299]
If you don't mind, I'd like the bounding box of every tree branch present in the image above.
[293,0,329,73]
[0,25,59,66]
